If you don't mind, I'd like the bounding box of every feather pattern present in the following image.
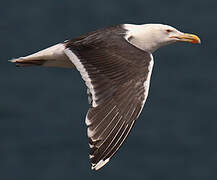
[64,25,154,170]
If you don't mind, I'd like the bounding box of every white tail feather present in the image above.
[10,43,75,68]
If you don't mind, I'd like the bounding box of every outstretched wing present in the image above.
[64,25,154,170]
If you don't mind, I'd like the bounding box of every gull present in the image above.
[10,23,201,170]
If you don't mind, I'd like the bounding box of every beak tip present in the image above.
[193,39,201,44]
[180,33,201,44]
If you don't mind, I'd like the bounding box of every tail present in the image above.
[9,58,46,67]
[9,43,75,69]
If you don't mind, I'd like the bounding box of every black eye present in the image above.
[166,29,172,33]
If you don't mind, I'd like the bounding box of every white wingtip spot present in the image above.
[91,158,110,170]
[89,143,94,148]
[85,116,91,126]
[87,129,92,137]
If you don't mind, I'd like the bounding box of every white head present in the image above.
[125,24,200,53]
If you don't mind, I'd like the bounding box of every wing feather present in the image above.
[64,25,154,170]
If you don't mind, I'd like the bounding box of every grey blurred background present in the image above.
[0,0,217,179]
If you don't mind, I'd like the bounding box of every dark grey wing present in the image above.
[86,80,148,170]
[64,25,153,170]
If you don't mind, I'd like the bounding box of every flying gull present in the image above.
[10,23,201,170]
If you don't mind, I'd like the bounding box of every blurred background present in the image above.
[0,0,217,179]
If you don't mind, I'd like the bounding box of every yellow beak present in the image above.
[172,33,201,44]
